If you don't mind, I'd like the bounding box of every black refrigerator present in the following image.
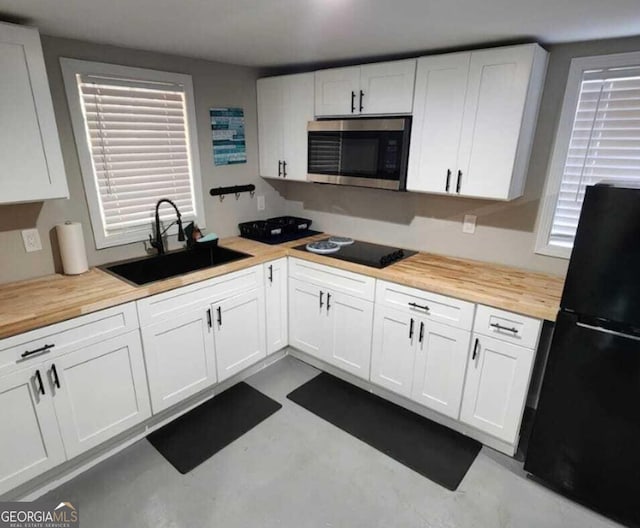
[525,183,640,526]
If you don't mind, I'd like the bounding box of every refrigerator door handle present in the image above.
[577,322,640,342]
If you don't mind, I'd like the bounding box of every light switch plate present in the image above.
[22,228,43,252]
[463,215,477,234]
[257,195,265,211]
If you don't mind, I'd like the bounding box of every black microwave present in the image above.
[307,117,411,191]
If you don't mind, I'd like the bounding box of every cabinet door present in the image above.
[213,289,266,382]
[411,320,470,419]
[288,278,326,360]
[407,53,470,194]
[0,22,67,203]
[460,334,534,443]
[326,291,373,380]
[0,367,66,495]
[50,332,151,459]
[141,307,216,413]
[257,76,284,178]
[314,66,361,116]
[370,306,416,398]
[264,259,288,355]
[456,45,536,199]
[282,72,314,181]
[359,59,416,115]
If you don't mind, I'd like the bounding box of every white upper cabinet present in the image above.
[314,66,360,116]
[257,72,314,181]
[315,60,416,117]
[257,76,284,179]
[0,22,68,204]
[408,44,548,200]
[407,52,470,195]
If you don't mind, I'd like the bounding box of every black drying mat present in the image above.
[287,373,481,490]
[148,382,281,474]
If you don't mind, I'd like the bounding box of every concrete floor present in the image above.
[43,355,621,528]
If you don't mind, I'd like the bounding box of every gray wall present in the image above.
[0,35,286,284]
[276,35,640,276]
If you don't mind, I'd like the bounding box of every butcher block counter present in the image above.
[0,235,564,339]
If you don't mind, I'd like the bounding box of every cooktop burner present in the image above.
[295,238,416,269]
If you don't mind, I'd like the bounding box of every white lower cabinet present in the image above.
[325,291,373,379]
[0,366,66,495]
[0,326,150,495]
[370,306,416,398]
[371,305,470,418]
[50,332,151,458]
[459,333,535,444]
[289,278,325,358]
[141,307,217,413]
[289,277,373,380]
[212,288,266,382]
[264,259,288,354]
[411,320,470,419]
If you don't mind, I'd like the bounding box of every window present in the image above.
[536,51,640,258]
[61,59,205,249]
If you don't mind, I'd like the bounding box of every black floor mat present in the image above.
[148,382,282,474]
[287,373,481,491]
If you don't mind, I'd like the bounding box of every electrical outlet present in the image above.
[462,215,477,234]
[22,228,43,252]
[257,195,265,211]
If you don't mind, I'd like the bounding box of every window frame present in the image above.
[60,58,206,249]
[535,50,640,259]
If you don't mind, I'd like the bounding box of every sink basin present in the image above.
[101,246,251,286]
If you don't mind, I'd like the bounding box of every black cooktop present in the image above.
[294,239,417,269]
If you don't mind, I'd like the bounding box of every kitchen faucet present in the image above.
[149,198,186,255]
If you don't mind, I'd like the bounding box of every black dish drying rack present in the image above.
[238,216,319,245]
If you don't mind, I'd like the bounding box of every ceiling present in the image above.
[2,0,640,67]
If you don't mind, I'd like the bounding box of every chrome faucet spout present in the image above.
[149,199,185,255]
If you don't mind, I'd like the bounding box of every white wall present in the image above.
[0,35,286,284]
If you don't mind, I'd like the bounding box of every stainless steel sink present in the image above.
[101,246,251,286]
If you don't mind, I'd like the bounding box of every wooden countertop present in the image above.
[0,235,564,340]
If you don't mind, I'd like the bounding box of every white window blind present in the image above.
[549,66,640,248]
[78,75,197,238]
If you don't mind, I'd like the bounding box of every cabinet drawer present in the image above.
[0,302,139,377]
[137,265,263,326]
[375,280,475,330]
[288,258,375,301]
[473,305,541,349]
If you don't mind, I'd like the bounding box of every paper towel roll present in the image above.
[56,222,89,275]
